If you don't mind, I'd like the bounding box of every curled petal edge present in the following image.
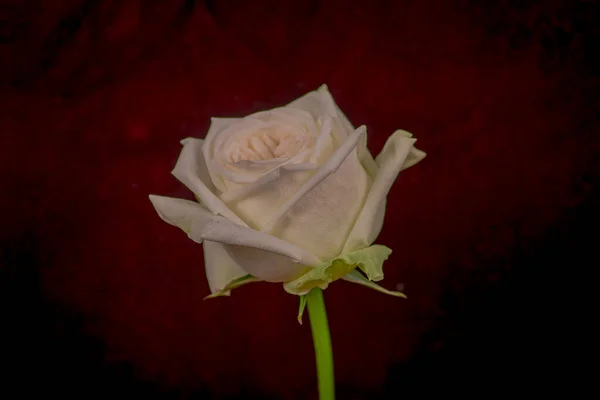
[204,274,261,299]
[148,195,321,282]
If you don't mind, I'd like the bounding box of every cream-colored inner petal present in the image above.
[226,126,313,163]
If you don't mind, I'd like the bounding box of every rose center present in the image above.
[228,127,309,162]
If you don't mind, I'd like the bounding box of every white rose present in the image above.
[149,85,425,297]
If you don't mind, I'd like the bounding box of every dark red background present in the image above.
[1,0,597,398]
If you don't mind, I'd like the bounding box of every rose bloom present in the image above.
[150,85,425,297]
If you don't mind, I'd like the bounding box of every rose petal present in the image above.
[219,161,317,208]
[310,115,335,164]
[287,85,347,146]
[260,125,366,234]
[219,124,335,229]
[171,137,247,226]
[403,145,427,170]
[356,126,379,178]
[201,118,240,192]
[202,240,250,294]
[208,119,272,185]
[342,130,426,253]
[289,84,379,178]
[204,274,260,299]
[207,116,316,187]
[223,245,311,282]
[148,195,321,281]
[261,126,372,261]
[317,84,379,178]
[392,130,428,171]
[249,107,319,137]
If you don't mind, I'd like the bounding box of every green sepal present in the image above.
[283,244,392,296]
[297,295,308,325]
[342,269,406,298]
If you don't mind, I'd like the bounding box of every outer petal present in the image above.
[261,126,366,231]
[316,84,379,178]
[288,84,379,178]
[204,274,260,299]
[171,137,246,226]
[342,130,426,253]
[394,130,428,171]
[202,240,249,294]
[261,126,372,261]
[201,118,241,193]
[148,195,320,281]
[221,167,315,230]
[287,85,347,135]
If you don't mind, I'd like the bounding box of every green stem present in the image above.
[306,288,335,400]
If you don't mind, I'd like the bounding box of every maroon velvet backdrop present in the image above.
[1,0,597,399]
